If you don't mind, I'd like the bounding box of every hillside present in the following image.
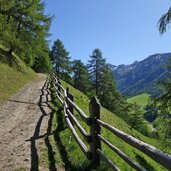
[46,79,171,171]
[0,45,36,104]
[127,93,150,107]
[111,53,171,97]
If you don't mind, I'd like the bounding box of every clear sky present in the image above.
[44,1,171,65]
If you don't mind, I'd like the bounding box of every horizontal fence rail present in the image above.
[97,119,171,170]
[97,134,146,171]
[65,111,88,156]
[52,74,171,170]
[66,108,88,139]
[96,148,120,171]
[66,97,89,121]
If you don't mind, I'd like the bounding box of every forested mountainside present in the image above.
[111,53,171,96]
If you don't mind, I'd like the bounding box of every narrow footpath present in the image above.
[0,74,63,171]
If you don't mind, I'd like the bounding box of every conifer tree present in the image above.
[98,64,121,111]
[50,39,71,79]
[0,0,52,72]
[87,49,123,113]
[87,49,106,95]
[72,60,91,94]
[0,0,51,54]
[128,103,145,130]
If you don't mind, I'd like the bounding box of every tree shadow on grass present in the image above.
[135,154,155,171]
[0,47,22,72]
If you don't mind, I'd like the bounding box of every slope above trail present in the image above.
[0,74,64,171]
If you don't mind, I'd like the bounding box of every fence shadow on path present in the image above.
[27,77,92,171]
[26,77,57,171]
[44,80,57,171]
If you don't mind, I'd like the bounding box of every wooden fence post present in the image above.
[89,96,101,168]
[66,87,74,124]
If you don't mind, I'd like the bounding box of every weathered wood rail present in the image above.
[52,74,171,171]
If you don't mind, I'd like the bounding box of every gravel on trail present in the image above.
[0,74,64,171]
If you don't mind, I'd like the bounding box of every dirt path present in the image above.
[0,74,62,171]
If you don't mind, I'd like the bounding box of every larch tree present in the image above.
[98,64,121,111]
[72,60,91,95]
[87,49,123,113]
[0,0,52,72]
[87,48,106,95]
[50,39,72,80]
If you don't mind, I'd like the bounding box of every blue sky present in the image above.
[45,1,171,65]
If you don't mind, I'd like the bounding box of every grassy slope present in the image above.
[127,93,150,107]
[46,80,171,171]
[0,46,36,104]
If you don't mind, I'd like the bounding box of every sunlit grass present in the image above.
[0,45,35,104]
[127,93,150,106]
[48,79,171,171]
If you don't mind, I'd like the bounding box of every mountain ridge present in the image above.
[110,52,171,97]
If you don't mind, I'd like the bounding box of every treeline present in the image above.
[50,39,150,136]
[0,0,52,72]
[50,39,121,111]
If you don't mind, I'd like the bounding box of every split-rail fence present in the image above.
[52,74,171,171]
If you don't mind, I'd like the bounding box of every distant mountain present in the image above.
[111,53,171,97]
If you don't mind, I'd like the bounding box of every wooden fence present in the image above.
[52,74,171,171]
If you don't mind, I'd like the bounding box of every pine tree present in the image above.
[32,42,52,73]
[128,103,145,130]
[72,60,91,95]
[50,39,72,79]
[87,49,106,95]
[87,49,124,113]
[98,64,121,111]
